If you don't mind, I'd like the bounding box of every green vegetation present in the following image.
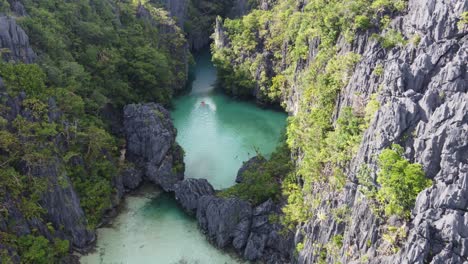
[376,144,431,218]
[220,142,293,205]
[212,0,411,233]
[458,12,468,30]
[0,63,46,96]
[373,64,384,76]
[0,1,190,262]
[355,15,372,29]
[0,233,69,264]
[18,0,187,108]
[17,235,69,264]
[0,0,10,13]
[372,29,407,49]
[410,34,421,46]
[365,93,380,124]
[381,225,407,254]
[212,0,408,102]
[357,144,431,219]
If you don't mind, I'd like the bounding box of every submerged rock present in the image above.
[123,103,184,191]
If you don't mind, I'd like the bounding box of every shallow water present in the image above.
[80,49,286,263]
[80,186,244,264]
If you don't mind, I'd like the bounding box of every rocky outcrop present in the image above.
[155,0,188,29]
[174,177,293,263]
[123,103,184,191]
[121,167,144,190]
[136,3,189,91]
[236,155,266,183]
[214,16,229,50]
[0,92,96,251]
[7,0,27,16]
[174,178,215,214]
[154,0,252,51]
[197,195,253,249]
[0,16,36,63]
[19,159,95,249]
[213,16,277,105]
[244,199,293,263]
[228,0,249,17]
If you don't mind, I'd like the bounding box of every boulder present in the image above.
[174,178,215,214]
[196,196,252,249]
[123,103,184,191]
[244,199,293,262]
[121,167,144,190]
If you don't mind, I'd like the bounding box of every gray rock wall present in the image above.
[296,0,468,263]
[0,92,96,251]
[123,103,184,191]
[0,16,36,63]
[156,0,188,28]
[174,178,294,263]
[213,0,467,262]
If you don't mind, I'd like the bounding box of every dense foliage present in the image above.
[211,0,419,228]
[212,0,407,103]
[18,0,187,108]
[358,144,431,219]
[0,1,189,262]
[220,142,293,205]
[376,145,431,218]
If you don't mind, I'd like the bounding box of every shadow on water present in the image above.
[140,192,191,221]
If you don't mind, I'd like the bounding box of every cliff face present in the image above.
[213,0,467,263]
[0,16,36,63]
[298,1,467,263]
[123,103,185,192]
[0,94,183,262]
[157,0,254,51]
[0,92,96,257]
[174,178,294,263]
[136,3,189,91]
[155,0,189,29]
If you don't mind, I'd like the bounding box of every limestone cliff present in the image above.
[123,103,185,192]
[174,178,294,263]
[297,1,467,263]
[212,0,468,263]
[0,16,35,63]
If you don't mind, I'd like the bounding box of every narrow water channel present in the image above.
[80,49,287,263]
[172,49,287,188]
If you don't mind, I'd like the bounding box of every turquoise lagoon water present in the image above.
[80,49,286,264]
